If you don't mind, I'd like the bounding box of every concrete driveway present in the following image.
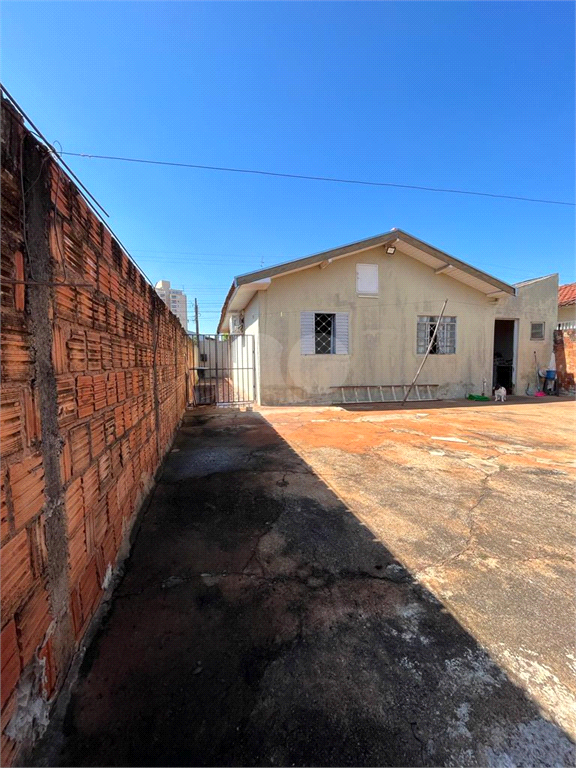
[36,398,575,767]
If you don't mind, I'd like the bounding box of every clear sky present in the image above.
[2,1,574,332]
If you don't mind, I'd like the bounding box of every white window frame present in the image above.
[530,322,545,341]
[301,311,349,355]
[356,264,379,297]
[417,316,457,355]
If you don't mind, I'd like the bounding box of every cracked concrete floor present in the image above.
[36,400,575,766]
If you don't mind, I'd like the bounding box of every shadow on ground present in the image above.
[32,408,575,767]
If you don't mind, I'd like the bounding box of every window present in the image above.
[531,322,545,340]
[356,264,379,295]
[301,312,349,355]
[314,313,334,353]
[417,316,457,354]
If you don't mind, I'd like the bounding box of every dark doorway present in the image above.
[493,319,516,393]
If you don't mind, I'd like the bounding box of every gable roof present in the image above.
[218,228,516,332]
[559,282,576,306]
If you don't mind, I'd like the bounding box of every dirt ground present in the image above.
[33,397,575,767]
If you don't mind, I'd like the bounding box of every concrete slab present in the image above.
[33,400,575,767]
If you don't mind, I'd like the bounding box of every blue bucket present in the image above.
[545,369,556,380]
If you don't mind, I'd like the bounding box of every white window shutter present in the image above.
[301,312,315,355]
[356,264,378,295]
[334,313,349,354]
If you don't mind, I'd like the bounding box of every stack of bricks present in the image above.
[1,97,194,765]
[554,329,576,393]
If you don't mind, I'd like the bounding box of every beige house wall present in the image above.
[494,275,558,393]
[558,303,576,325]
[250,246,557,405]
[231,294,260,403]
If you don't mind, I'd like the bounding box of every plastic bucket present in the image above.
[545,369,556,380]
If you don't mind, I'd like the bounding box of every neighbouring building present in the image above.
[558,282,576,328]
[218,229,558,405]
[555,283,576,394]
[155,280,188,330]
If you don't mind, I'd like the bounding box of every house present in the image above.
[218,229,558,405]
[558,282,576,328]
[555,283,576,394]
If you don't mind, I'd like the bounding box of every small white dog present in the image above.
[494,386,507,402]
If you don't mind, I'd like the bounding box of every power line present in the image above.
[61,151,575,207]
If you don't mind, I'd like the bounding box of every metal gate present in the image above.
[189,334,256,406]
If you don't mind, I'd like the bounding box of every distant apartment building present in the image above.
[155,280,188,329]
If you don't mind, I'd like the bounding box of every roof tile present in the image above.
[559,283,576,306]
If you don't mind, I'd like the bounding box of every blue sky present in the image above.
[2,1,574,332]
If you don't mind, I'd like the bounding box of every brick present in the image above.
[67,331,86,371]
[52,323,68,375]
[57,376,77,426]
[60,437,72,484]
[98,263,111,297]
[101,335,112,370]
[22,387,40,444]
[68,525,87,586]
[1,529,33,615]
[102,416,114,451]
[93,293,107,332]
[107,301,118,335]
[1,690,17,737]
[114,405,125,438]
[70,587,82,640]
[65,478,84,537]
[98,451,112,492]
[1,732,17,768]
[92,374,107,412]
[79,556,101,622]
[93,496,108,546]
[123,401,133,431]
[84,250,98,287]
[55,284,77,321]
[28,517,48,579]
[106,372,117,406]
[107,486,119,524]
[111,338,123,368]
[1,620,21,709]
[38,637,56,698]
[86,332,101,371]
[110,443,122,478]
[76,375,94,418]
[101,527,117,567]
[16,584,51,666]
[77,289,93,327]
[69,424,90,476]
[1,472,11,541]
[1,329,32,381]
[90,416,105,459]
[13,250,25,311]
[82,463,99,509]
[0,387,22,456]
[9,453,45,530]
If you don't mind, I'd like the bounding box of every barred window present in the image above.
[417,316,457,354]
[301,312,349,355]
[314,313,335,354]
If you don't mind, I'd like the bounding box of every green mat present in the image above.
[467,394,490,401]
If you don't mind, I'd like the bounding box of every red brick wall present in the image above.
[1,98,194,764]
[554,329,575,393]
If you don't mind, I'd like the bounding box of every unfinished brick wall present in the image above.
[1,97,194,764]
[554,328,576,393]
